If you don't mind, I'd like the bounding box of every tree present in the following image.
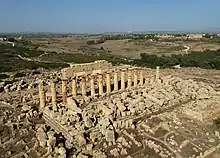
[86,40,95,45]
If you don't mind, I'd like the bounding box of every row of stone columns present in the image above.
[68,68,144,99]
[38,68,147,108]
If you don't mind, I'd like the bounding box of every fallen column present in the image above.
[81,76,87,97]
[98,73,103,95]
[62,79,67,105]
[72,76,77,98]
[106,72,111,94]
[50,80,57,106]
[38,80,45,108]
[114,71,118,92]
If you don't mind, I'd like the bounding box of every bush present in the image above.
[0,74,9,80]
[87,40,96,45]
[87,39,106,45]
[32,70,41,75]
[0,43,68,72]
[213,117,220,128]
[14,72,26,78]
[134,50,220,69]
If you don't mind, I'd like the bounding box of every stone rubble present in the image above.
[1,65,220,158]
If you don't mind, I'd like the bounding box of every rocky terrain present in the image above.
[0,67,220,158]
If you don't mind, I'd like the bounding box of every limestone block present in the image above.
[84,117,93,128]
[102,106,113,116]
[110,148,120,157]
[113,121,118,129]
[105,130,115,142]
[76,134,86,147]
[121,92,128,100]
[58,147,66,157]
[121,148,128,155]
[146,94,164,106]
[66,98,82,113]
[121,112,126,117]
[90,131,102,142]
[99,118,110,129]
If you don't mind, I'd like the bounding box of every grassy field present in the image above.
[1,36,220,73]
[30,36,220,59]
[0,40,130,73]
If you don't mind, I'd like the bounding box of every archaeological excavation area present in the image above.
[1,60,220,158]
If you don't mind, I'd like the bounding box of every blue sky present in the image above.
[0,0,220,33]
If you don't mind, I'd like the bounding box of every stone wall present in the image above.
[62,60,112,78]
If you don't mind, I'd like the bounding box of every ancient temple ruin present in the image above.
[1,60,220,158]
[34,61,220,157]
[38,61,158,107]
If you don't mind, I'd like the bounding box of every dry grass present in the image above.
[30,37,220,59]
[186,42,220,51]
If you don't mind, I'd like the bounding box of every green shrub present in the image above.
[0,74,9,80]
[14,72,26,78]
[213,117,220,128]
[134,50,220,69]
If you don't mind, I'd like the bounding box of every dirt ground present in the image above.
[31,36,101,53]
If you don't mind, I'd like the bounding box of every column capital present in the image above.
[50,78,58,83]
[89,73,96,77]
[128,67,135,71]
[71,76,77,80]
[133,68,138,72]
[95,69,103,74]
[61,77,68,81]
[76,71,88,77]
[71,72,77,78]
[136,67,143,71]
[106,71,111,74]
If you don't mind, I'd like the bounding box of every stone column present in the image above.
[62,79,67,105]
[114,71,118,92]
[127,69,132,88]
[106,72,111,94]
[81,76,87,97]
[139,69,144,86]
[38,80,45,108]
[133,69,138,87]
[71,77,77,98]
[90,74,95,97]
[98,73,103,95]
[156,66,160,82]
[121,70,125,90]
[50,80,57,106]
